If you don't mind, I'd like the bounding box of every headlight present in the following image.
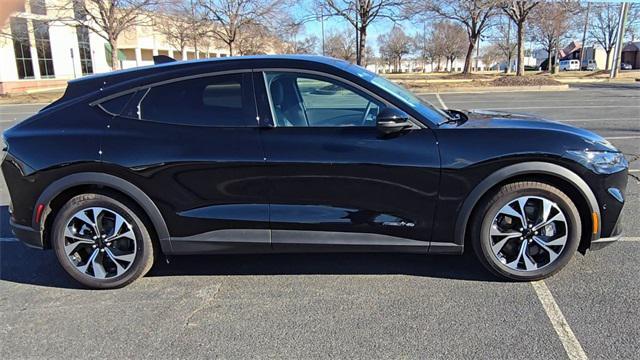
[566,150,628,174]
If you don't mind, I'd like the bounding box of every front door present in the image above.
[254,70,440,251]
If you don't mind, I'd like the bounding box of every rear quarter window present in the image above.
[133,72,257,127]
[98,93,133,115]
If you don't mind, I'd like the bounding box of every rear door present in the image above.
[254,70,440,251]
[100,71,270,253]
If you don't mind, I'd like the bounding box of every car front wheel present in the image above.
[471,181,581,281]
[51,193,155,289]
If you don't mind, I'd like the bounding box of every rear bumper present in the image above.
[10,220,44,249]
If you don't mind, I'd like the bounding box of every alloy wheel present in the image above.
[63,207,137,279]
[489,196,568,272]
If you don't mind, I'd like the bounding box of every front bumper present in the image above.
[10,220,44,249]
[590,234,621,250]
[590,217,623,251]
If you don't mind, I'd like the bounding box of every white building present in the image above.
[0,0,229,94]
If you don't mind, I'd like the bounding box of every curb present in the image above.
[415,84,570,94]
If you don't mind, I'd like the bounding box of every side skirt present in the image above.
[166,229,463,255]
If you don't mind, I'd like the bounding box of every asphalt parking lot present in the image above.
[1,83,638,358]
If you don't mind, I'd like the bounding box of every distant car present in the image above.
[620,63,632,70]
[583,60,598,71]
[1,55,628,288]
[559,59,580,71]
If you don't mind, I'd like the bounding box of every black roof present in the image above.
[64,55,356,100]
[71,55,351,85]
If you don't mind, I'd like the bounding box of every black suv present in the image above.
[1,56,627,288]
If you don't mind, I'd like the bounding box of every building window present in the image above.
[30,0,46,15]
[73,0,87,19]
[76,26,93,75]
[10,17,34,79]
[33,20,55,78]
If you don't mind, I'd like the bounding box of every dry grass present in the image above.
[0,90,64,105]
[491,76,562,86]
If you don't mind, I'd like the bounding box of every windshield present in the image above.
[348,65,449,124]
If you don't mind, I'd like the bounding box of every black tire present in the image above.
[52,193,154,289]
[470,181,581,281]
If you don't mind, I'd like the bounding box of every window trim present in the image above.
[255,68,424,129]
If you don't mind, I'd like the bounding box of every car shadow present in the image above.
[1,205,499,288]
[0,240,499,290]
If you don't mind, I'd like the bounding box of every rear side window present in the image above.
[135,73,257,127]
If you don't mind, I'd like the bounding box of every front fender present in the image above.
[453,161,600,248]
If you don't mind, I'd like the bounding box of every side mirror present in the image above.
[376,108,412,134]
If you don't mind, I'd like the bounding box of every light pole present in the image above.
[321,9,325,56]
[611,2,629,79]
[355,0,359,65]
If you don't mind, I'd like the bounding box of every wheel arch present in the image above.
[455,162,600,253]
[35,172,172,253]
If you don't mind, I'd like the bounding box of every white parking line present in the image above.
[605,136,640,140]
[435,93,448,110]
[559,118,640,123]
[480,105,640,110]
[531,281,588,360]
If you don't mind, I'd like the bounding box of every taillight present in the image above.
[35,204,45,225]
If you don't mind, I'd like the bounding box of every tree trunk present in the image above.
[516,20,525,76]
[547,44,553,73]
[463,36,476,74]
[109,36,119,70]
[228,42,233,57]
[358,27,367,66]
[605,49,611,70]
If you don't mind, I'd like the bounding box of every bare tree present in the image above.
[378,26,412,72]
[413,29,437,72]
[408,0,500,75]
[480,43,501,70]
[529,2,574,72]
[54,0,161,70]
[236,22,273,55]
[325,28,356,61]
[290,35,319,54]
[589,2,620,70]
[489,16,516,73]
[431,21,467,71]
[501,1,539,76]
[199,0,287,56]
[318,0,406,66]
[273,19,319,54]
[156,1,210,59]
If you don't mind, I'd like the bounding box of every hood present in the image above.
[454,109,618,152]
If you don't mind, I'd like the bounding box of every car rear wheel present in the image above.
[52,193,154,289]
[471,181,581,281]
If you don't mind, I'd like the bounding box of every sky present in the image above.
[294,1,639,57]
[292,1,416,54]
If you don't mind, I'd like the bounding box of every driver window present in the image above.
[265,72,382,127]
